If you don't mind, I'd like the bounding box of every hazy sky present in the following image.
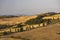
[0,0,60,15]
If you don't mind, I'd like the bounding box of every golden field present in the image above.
[43,14,60,19]
[0,13,60,40]
[0,23,60,40]
[0,13,60,25]
[0,16,37,25]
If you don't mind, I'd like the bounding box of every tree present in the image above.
[17,23,24,32]
[25,14,46,25]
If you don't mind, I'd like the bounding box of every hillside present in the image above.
[43,14,60,19]
[0,12,59,25]
[1,23,60,40]
[0,16,37,25]
[0,12,60,40]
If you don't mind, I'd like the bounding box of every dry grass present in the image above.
[0,16,37,25]
[0,14,60,40]
[0,23,60,40]
[43,14,60,19]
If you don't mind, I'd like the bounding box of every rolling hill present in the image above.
[0,16,37,25]
[0,12,60,40]
[0,12,59,25]
[0,23,60,40]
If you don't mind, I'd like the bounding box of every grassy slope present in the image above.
[1,23,60,40]
[0,13,59,25]
[0,16,37,25]
[43,14,60,19]
[0,13,60,40]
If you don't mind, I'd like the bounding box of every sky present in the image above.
[0,0,60,15]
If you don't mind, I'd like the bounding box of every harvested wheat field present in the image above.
[0,23,60,40]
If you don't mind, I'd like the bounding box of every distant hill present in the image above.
[0,12,60,40]
[0,12,60,25]
[0,15,37,25]
[25,12,60,25]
